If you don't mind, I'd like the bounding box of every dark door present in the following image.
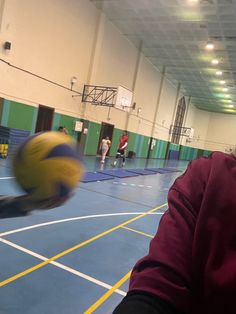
[35,105,54,132]
[97,122,114,155]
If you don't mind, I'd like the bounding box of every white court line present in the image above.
[0,176,14,180]
[0,212,164,237]
[0,237,126,296]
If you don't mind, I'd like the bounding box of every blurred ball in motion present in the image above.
[13,131,84,202]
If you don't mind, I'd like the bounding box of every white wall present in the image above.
[205,112,236,152]
[128,57,161,136]
[1,0,223,149]
[184,104,210,149]
[0,0,99,114]
[156,79,178,141]
[0,0,182,139]
[184,105,236,152]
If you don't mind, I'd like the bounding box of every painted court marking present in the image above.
[0,212,164,237]
[0,212,161,295]
[112,181,153,189]
[84,270,132,314]
[0,237,126,296]
[121,226,154,238]
[0,203,167,287]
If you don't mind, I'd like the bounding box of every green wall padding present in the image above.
[150,139,168,159]
[141,136,149,158]
[0,97,214,160]
[1,99,11,127]
[191,148,198,160]
[52,113,61,131]
[52,113,82,140]
[7,101,36,132]
[84,121,101,155]
[180,146,198,161]
[149,138,157,159]
[169,143,180,151]
[0,98,4,124]
[126,131,136,154]
[203,150,212,157]
[31,108,38,134]
[109,129,123,156]
[133,134,149,158]
[179,146,187,160]
[165,143,180,159]
[197,149,204,158]
[60,114,77,136]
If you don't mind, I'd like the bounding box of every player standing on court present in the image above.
[112,131,129,167]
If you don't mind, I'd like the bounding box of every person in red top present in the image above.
[113,151,236,314]
[112,131,129,167]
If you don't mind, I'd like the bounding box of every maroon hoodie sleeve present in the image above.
[128,155,212,313]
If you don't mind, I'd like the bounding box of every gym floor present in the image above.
[0,156,188,314]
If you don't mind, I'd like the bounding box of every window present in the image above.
[171,97,186,144]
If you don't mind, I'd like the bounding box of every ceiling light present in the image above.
[225,94,230,98]
[188,0,199,2]
[206,42,214,50]
[211,59,219,65]
[216,71,222,76]
[228,104,234,108]
[220,80,226,85]
[223,88,228,92]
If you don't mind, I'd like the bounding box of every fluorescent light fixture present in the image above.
[228,104,234,108]
[219,80,226,85]
[211,59,219,65]
[223,88,228,92]
[225,94,230,98]
[188,0,199,2]
[206,42,214,50]
[216,71,222,76]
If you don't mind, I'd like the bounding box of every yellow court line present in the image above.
[121,226,154,238]
[84,270,132,314]
[0,203,167,287]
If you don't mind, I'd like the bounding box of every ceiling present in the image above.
[90,0,236,114]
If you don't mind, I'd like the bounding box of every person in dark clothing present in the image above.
[113,151,236,314]
[58,126,69,134]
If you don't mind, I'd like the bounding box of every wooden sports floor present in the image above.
[0,156,188,314]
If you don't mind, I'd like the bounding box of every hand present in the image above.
[22,193,73,211]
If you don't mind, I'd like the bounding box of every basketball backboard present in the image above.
[81,84,133,112]
[169,125,194,138]
[114,86,133,112]
[82,85,117,107]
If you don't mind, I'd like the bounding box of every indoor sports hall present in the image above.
[0,0,235,313]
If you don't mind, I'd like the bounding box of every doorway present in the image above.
[97,122,114,155]
[35,105,54,133]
